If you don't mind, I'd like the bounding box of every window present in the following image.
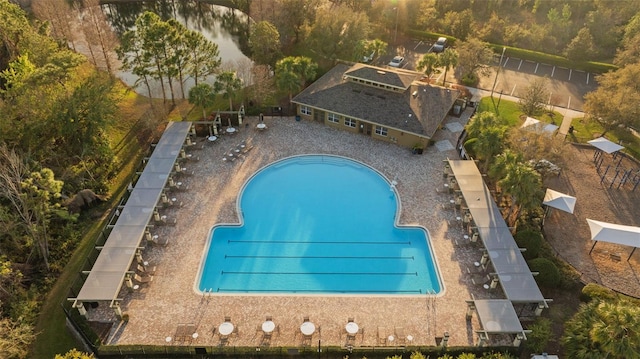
[344,118,356,128]
[375,126,388,136]
[327,113,340,123]
[300,106,311,115]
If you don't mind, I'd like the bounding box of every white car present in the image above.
[433,37,447,53]
[388,56,405,68]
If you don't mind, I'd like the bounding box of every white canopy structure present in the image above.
[521,117,559,133]
[587,218,640,260]
[543,188,576,214]
[588,137,624,154]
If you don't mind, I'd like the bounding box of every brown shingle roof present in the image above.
[292,63,460,138]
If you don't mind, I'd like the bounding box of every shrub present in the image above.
[461,73,479,86]
[580,283,616,302]
[524,317,552,353]
[514,229,543,259]
[528,258,561,288]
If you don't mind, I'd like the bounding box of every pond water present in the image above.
[101,1,252,98]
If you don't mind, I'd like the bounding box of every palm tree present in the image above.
[188,83,215,120]
[438,48,458,86]
[416,53,439,82]
[496,162,543,227]
[563,300,640,359]
[275,56,318,103]
[214,71,242,111]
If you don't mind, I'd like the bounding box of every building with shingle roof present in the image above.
[291,62,462,150]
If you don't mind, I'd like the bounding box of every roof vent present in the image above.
[412,90,418,98]
[376,70,386,75]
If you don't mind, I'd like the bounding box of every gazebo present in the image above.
[587,218,640,261]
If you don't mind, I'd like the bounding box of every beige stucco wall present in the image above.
[296,106,429,151]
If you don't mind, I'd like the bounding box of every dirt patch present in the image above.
[543,143,640,298]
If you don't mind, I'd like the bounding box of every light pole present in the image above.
[491,47,506,97]
[394,7,399,44]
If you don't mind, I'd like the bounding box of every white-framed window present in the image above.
[344,117,356,128]
[375,125,388,136]
[300,106,311,115]
[327,113,340,123]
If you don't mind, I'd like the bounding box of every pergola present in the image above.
[465,299,531,346]
[447,160,551,319]
[68,121,192,316]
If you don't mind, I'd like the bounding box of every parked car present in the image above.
[362,50,375,63]
[388,56,405,68]
[433,37,447,53]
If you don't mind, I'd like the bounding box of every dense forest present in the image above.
[1,0,640,358]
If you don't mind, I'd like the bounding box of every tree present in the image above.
[188,83,216,120]
[518,77,549,116]
[306,5,369,63]
[272,0,320,46]
[0,146,65,271]
[563,300,640,359]
[77,0,119,75]
[583,63,640,135]
[565,27,596,61]
[117,30,154,99]
[249,20,281,67]
[32,0,78,51]
[214,71,242,111]
[184,29,221,87]
[275,56,318,103]
[0,313,35,359]
[416,53,440,82]
[438,48,458,86]
[495,161,543,227]
[442,8,474,40]
[454,38,493,84]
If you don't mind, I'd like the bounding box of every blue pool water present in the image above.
[198,155,442,294]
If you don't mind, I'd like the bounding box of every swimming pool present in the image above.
[197,155,442,295]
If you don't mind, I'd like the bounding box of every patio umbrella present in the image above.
[521,117,558,133]
[542,188,576,214]
[588,137,624,154]
[587,218,640,260]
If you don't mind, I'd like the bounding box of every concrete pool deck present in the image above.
[90,107,510,348]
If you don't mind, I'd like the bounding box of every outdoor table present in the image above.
[262,321,275,333]
[226,127,236,134]
[207,136,217,142]
[219,322,234,336]
[345,322,359,334]
[300,322,315,336]
[257,123,267,130]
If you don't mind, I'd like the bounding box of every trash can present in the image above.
[295,115,301,122]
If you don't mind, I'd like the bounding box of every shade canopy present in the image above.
[72,121,192,306]
[521,117,558,133]
[587,219,640,248]
[543,188,576,214]
[449,159,549,306]
[588,137,624,154]
[473,299,525,334]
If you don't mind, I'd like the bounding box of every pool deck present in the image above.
[90,107,510,348]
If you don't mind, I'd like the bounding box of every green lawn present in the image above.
[477,97,564,127]
[569,117,640,159]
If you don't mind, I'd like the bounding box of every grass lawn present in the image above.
[568,117,640,159]
[477,97,564,127]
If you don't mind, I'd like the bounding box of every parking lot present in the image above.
[374,39,599,112]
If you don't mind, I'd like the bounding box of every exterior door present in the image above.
[313,110,325,123]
